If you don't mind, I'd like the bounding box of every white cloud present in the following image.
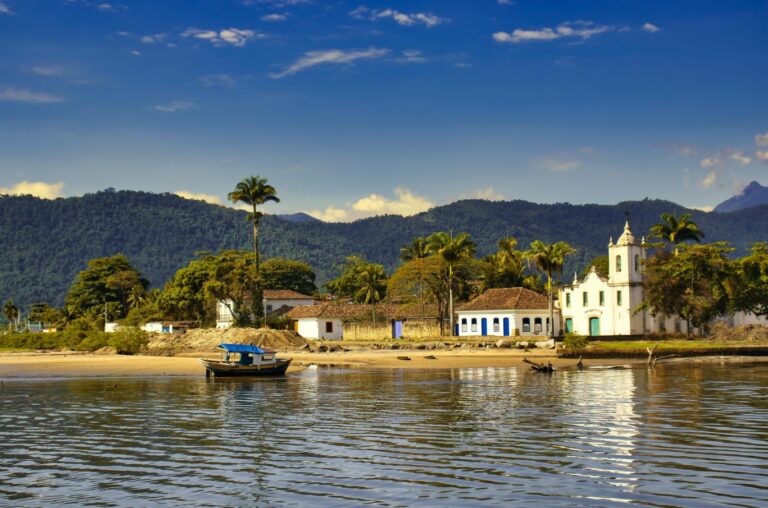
[30,65,65,76]
[141,33,166,44]
[0,2,13,15]
[153,100,194,112]
[306,188,434,222]
[756,150,768,163]
[641,22,660,33]
[756,132,768,147]
[130,50,142,56]
[398,49,426,63]
[97,3,114,11]
[701,148,753,168]
[199,74,235,87]
[729,150,752,165]
[494,21,614,44]
[261,13,287,21]
[181,27,265,47]
[0,88,64,103]
[497,0,515,4]
[174,191,222,205]
[467,186,506,201]
[350,6,445,27]
[701,170,718,189]
[700,155,721,169]
[689,205,714,212]
[270,47,389,79]
[0,181,64,199]
[538,157,581,172]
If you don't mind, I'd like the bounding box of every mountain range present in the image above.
[1,189,767,310]
[714,181,768,213]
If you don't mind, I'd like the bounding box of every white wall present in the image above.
[265,298,315,311]
[456,310,559,337]
[297,318,343,340]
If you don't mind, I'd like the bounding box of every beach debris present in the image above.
[523,357,556,373]
[516,341,529,349]
[424,355,437,360]
[646,343,678,367]
[535,339,555,349]
[576,355,584,370]
[495,339,514,348]
[397,356,412,361]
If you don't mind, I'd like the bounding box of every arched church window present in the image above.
[634,254,640,272]
[616,255,622,272]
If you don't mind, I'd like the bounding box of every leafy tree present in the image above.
[260,258,317,295]
[649,213,705,255]
[354,263,388,322]
[202,251,262,326]
[387,256,449,333]
[427,232,476,335]
[640,243,735,336]
[28,303,64,328]
[159,256,217,323]
[65,255,149,320]
[3,299,19,332]
[399,237,430,262]
[228,176,279,271]
[478,237,540,292]
[581,255,609,279]
[729,242,768,318]
[526,240,576,337]
[326,256,370,298]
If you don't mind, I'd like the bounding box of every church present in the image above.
[559,220,691,337]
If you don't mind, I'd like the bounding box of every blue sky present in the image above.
[1,0,766,220]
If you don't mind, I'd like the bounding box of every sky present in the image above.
[0,0,766,221]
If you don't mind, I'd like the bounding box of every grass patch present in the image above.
[591,339,759,351]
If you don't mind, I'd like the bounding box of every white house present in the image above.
[286,303,347,340]
[456,287,560,338]
[560,220,691,337]
[216,290,315,329]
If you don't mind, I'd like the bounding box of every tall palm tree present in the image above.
[427,231,476,336]
[228,176,280,271]
[399,237,430,262]
[3,299,19,332]
[355,264,387,322]
[526,240,576,337]
[649,213,705,255]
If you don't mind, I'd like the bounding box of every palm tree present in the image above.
[228,176,280,271]
[649,213,705,255]
[3,299,19,332]
[427,232,476,335]
[399,237,430,262]
[355,264,387,322]
[526,240,576,338]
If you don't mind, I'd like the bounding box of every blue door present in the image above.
[589,317,600,336]
[503,318,510,336]
[481,318,488,336]
[565,318,573,334]
[392,320,403,339]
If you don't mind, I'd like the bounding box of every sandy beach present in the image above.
[0,349,597,378]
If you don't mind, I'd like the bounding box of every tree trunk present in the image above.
[448,264,454,336]
[252,205,260,272]
[547,271,554,338]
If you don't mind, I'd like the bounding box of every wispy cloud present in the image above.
[30,65,65,77]
[0,2,13,15]
[397,49,427,64]
[181,28,265,47]
[307,188,434,222]
[0,181,64,199]
[199,74,235,87]
[0,88,65,103]
[175,190,222,205]
[153,100,194,112]
[538,157,581,172]
[641,22,661,33]
[350,6,445,27]
[756,131,768,147]
[757,151,768,164]
[494,21,614,44]
[700,170,718,189]
[261,13,288,21]
[463,186,507,201]
[666,142,698,157]
[270,47,389,79]
[700,148,753,169]
[141,33,166,44]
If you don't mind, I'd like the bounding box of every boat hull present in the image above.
[200,358,292,377]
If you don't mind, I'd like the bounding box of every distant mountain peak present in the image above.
[714,181,768,213]
[274,212,322,223]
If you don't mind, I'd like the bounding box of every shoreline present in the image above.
[1,349,766,379]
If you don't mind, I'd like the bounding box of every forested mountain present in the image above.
[2,189,767,309]
[714,181,768,213]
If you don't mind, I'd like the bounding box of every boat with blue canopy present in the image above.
[200,343,292,377]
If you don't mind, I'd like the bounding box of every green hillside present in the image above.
[1,189,767,309]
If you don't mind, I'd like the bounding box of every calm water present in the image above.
[1,362,768,507]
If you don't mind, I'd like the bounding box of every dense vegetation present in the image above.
[2,189,768,310]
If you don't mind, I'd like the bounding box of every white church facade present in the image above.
[559,221,691,337]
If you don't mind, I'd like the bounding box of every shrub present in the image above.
[107,328,149,355]
[563,332,589,349]
[77,333,110,352]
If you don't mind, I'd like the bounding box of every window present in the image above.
[565,293,571,308]
[471,318,477,333]
[461,318,467,333]
[266,304,273,313]
[599,291,605,306]
[493,318,500,333]
[583,292,588,306]
[546,318,550,333]
[617,291,623,306]
[634,254,640,272]
[522,318,531,333]
[325,321,333,333]
[534,318,543,333]
[616,255,622,273]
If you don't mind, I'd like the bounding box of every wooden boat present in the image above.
[200,343,292,377]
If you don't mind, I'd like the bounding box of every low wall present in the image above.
[343,320,442,341]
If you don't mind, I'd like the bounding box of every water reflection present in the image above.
[1,363,768,506]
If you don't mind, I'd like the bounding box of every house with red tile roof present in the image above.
[455,287,558,338]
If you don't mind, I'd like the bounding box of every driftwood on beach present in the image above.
[646,344,678,367]
[523,357,556,373]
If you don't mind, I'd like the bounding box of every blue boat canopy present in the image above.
[218,343,267,354]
